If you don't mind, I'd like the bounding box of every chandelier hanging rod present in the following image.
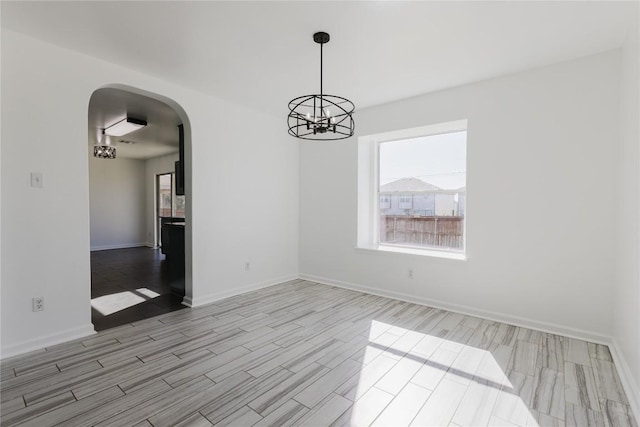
[318,32,325,103]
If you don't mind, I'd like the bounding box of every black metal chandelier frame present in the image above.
[288,32,355,140]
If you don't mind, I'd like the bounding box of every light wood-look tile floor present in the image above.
[1,280,636,427]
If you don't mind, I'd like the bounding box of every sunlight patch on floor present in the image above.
[351,319,538,426]
[91,287,160,316]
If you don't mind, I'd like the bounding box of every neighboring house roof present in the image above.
[380,177,441,193]
[380,177,465,194]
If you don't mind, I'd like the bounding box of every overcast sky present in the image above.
[379,131,466,190]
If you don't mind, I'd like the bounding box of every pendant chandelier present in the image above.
[288,32,355,140]
[93,145,116,159]
[93,131,116,159]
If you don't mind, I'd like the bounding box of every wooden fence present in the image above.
[380,215,464,250]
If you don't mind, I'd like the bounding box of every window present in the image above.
[157,173,185,219]
[380,195,391,209]
[398,195,413,209]
[158,174,173,217]
[357,120,467,258]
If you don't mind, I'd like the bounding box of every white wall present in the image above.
[89,155,146,250]
[300,51,620,340]
[614,22,640,414]
[0,29,299,357]
[145,153,179,247]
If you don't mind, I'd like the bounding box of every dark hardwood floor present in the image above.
[90,247,186,331]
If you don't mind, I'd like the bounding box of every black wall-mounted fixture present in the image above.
[175,124,185,196]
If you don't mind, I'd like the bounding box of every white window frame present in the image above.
[357,119,468,260]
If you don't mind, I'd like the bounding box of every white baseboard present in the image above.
[90,243,148,251]
[299,273,611,345]
[0,324,96,360]
[609,338,640,422]
[182,275,299,307]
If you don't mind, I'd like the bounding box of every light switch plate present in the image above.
[31,172,43,188]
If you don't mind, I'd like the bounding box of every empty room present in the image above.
[1,1,638,426]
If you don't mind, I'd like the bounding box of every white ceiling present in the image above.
[2,1,637,119]
[89,88,182,159]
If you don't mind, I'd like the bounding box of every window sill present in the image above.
[355,245,467,260]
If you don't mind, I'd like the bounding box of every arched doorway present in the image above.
[87,85,192,331]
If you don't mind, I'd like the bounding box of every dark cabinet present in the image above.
[160,217,184,255]
[162,221,185,297]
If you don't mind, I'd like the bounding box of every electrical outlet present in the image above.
[408,269,413,279]
[245,262,251,271]
[32,297,44,312]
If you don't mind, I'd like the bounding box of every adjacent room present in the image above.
[1,1,638,426]
[88,87,188,330]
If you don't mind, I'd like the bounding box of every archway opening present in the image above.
[87,85,192,331]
